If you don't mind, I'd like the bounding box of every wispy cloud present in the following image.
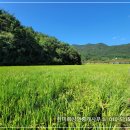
[120,38,126,41]
[112,36,117,40]
[112,36,126,41]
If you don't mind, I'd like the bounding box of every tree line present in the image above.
[0,10,81,65]
[73,43,130,63]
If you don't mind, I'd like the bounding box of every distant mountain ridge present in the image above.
[73,43,130,62]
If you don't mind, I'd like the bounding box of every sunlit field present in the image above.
[0,65,130,129]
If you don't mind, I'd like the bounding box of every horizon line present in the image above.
[72,43,130,45]
[0,2,130,4]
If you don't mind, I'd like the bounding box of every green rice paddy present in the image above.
[0,64,130,129]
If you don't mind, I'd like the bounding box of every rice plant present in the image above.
[0,64,130,129]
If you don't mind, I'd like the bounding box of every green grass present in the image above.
[0,64,130,129]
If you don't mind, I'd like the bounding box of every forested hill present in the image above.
[73,43,130,62]
[0,10,81,65]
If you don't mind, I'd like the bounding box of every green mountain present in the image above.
[73,43,130,62]
[0,9,81,65]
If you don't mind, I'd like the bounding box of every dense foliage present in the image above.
[73,43,130,63]
[0,10,81,65]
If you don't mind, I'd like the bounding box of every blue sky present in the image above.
[0,0,130,45]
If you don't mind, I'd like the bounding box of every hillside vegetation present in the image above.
[0,10,81,65]
[73,43,130,63]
